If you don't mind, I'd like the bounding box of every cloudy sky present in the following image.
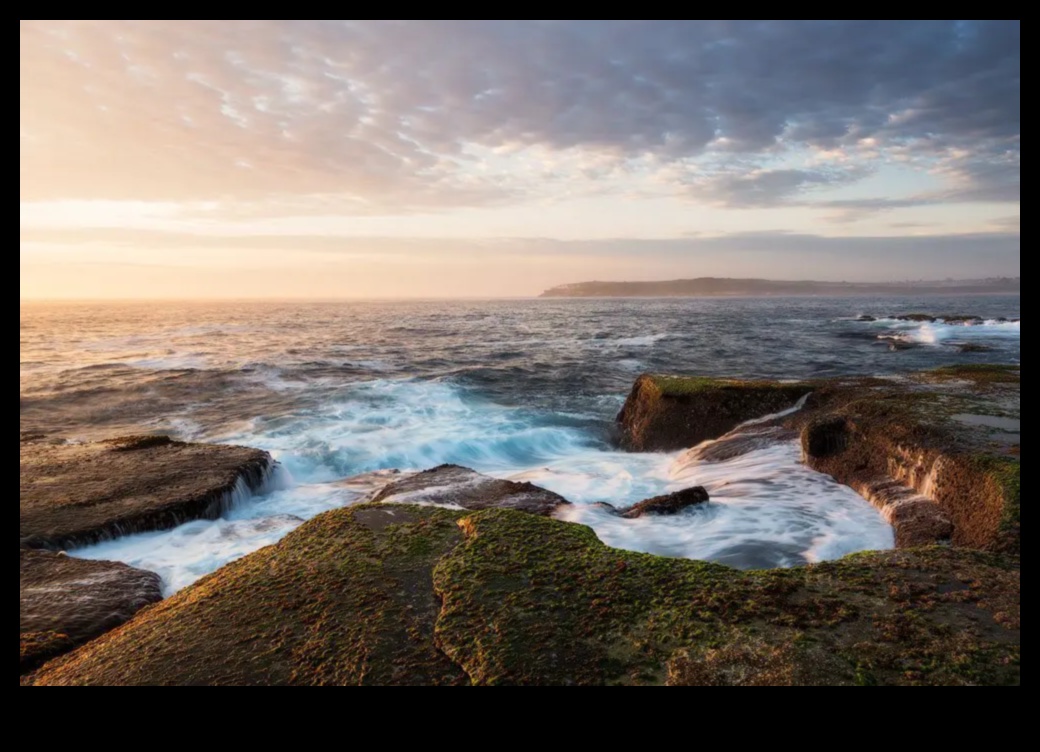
[20,20,1019,298]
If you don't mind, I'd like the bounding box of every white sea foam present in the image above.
[69,379,893,592]
[865,317,1020,345]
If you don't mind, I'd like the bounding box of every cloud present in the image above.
[20,20,1019,211]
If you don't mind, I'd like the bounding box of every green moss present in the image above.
[27,506,1019,686]
[649,374,810,398]
[971,455,1020,538]
[432,510,1019,685]
[922,364,1021,386]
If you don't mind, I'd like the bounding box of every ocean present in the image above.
[20,295,1020,594]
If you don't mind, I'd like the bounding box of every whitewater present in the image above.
[20,296,1020,595]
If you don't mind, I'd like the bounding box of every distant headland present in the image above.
[539,277,1021,298]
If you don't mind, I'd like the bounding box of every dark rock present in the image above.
[20,436,273,549]
[621,486,709,518]
[369,464,570,516]
[616,374,812,451]
[940,315,984,324]
[955,343,994,353]
[894,313,937,322]
[687,425,797,462]
[801,416,850,458]
[20,549,161,672]
[855,315,876,322]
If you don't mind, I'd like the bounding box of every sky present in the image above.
[20,20,1020,298]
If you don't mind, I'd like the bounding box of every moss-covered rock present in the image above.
[20,436,273,549]
[25,505,1019,686]
[616,374,812,451]
[618,366,1019,554]
[25,505,470,686]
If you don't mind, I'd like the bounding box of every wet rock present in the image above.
[686,425,797,462]
[369,464,570,516]
[855,315,876,322]
[940,315,984,324]
[894,313,937,322]
[620,486,709,518]
[20,436,273,549]
[616,374,812,451]
[20,549,161,672]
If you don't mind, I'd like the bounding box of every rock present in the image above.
[20,549,161,672]
[877,335,916,351]
[800,416,850,458]
[25,505,472,686]
[795,367,1020,553]
[895,313,937,322]
[941,315,984,324]
[616,374,812,451]
[368,464,570,516]
[956,343,994,353]
[23,505,1020,686]
[620,486,709,518]
[20,436,273,549]
[855,315,876,322]
[686,425,797,462]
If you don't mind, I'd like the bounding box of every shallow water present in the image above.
[21,296,1019,592]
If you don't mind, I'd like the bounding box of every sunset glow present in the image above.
[21,20,1019,297]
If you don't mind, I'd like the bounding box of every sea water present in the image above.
[20,296,1019,594]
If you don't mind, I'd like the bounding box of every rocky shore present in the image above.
[20,365,1020,685]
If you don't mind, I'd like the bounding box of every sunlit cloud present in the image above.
[19,20,1020,296]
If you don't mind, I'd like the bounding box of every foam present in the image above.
[69,379,893,592]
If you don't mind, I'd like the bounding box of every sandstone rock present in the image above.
[368,464,570,516]
[20,549,161,672]
[616,374,812,451]
[20,436,273,549]
[22,505,1020,686]
[686,425,797,462]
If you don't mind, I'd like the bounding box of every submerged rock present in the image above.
[20,549,161,672]
[616,374,812,451]
[24,505,1020,686]
[368,463,570,516]
[855,315,876,321]
[20,435,272,549]
[685,425,797,462]
[620,486,709,518]
[895,313,937,322]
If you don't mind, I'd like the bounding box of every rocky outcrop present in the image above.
[797,370,1021,553]
[620,486,709,518]
[619,365,1020,553]
[20,549,161,672]
[368,464,570,516]
[20,435,273,549]
[616,374,812,451]
[24,505,1020,686]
